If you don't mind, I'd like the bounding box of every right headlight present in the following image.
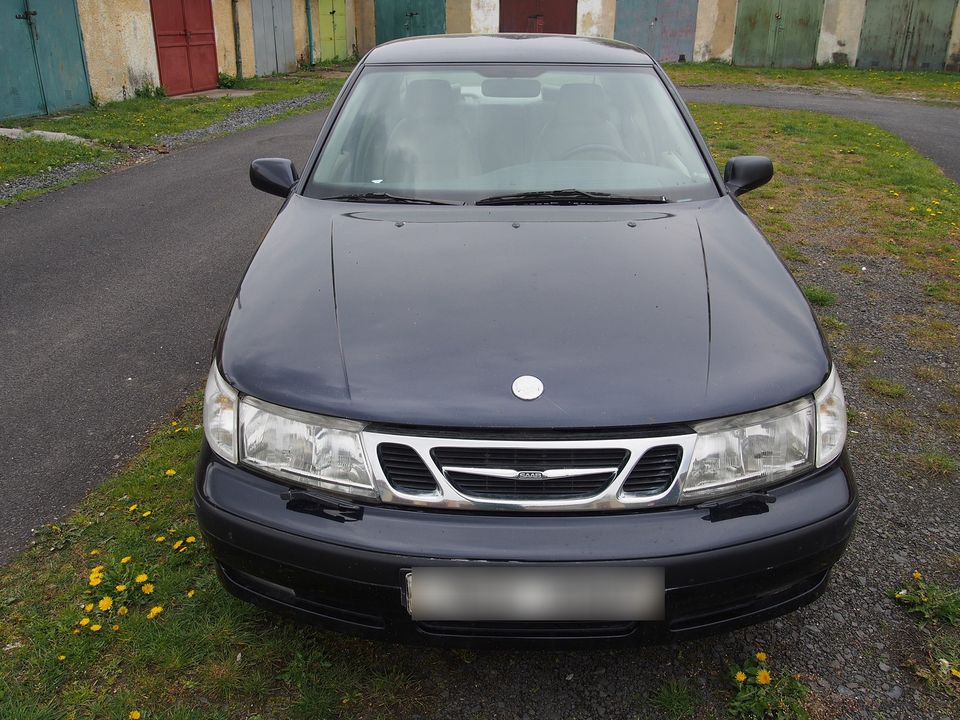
[681,367,846,503]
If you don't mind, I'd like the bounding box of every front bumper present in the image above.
[195,441,858,646]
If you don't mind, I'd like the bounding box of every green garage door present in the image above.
[857,0,957,71]
[375,0,445,45]
[733,0,825,68]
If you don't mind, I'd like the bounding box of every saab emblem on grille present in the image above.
[516,471,545,479]
[512,375,544,400]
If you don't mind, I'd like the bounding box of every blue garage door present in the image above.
[614,0,699,63]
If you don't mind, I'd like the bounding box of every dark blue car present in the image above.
[195,34,856,645]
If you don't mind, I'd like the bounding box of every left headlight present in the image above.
[681,367,846,503]
[238,396,377,498]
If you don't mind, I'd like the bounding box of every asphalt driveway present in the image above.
[1,88,959,564]
[0,110,327,562]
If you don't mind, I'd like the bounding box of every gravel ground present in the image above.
[0,91,330,202]
[402,239,960,719]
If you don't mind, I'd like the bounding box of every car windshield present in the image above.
[307,64,718,204]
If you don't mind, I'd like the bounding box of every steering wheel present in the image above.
[560,144,632,161]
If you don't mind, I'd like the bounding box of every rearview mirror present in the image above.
[250,158,298,197]
[723,156,773,197]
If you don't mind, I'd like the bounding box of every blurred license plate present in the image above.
[405,567,664,621]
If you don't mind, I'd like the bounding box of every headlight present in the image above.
[681,367,846,502]
[238,396,376,498]
[203,362,238,463]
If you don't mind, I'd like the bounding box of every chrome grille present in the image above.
[362,430,697,512]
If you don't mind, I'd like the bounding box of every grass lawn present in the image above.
[665,61,960,103]
[1,105,959,718]
[18,73,347,148]
[0,136,113,185]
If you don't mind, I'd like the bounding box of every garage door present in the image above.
[857,0,957,71]
[375,0,445,44]
[150,0,219,95]
[733,0,825,68]
[252,0,297,74]
[499,0,577,33]
[614,0,700,63]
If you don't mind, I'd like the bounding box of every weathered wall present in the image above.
[446,0,471,33]
[211,0,254,78]
[577,0,615,37]
[471,0,499,32]
[355,0,376,54]
[816,0,866,66]
[693,0,737,61]
[948,0,960,71]
[77,0,159,101]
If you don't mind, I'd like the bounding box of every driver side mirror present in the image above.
[723,156,773,197]
[250,158,298,197]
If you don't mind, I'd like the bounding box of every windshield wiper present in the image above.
[475,189,669,206]
[322,192,460,205]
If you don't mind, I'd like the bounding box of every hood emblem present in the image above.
[512,375,544,401]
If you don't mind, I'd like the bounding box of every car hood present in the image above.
[220,195,828,428]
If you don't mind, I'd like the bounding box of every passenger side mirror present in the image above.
[250,158,298,197]
[723,156,773,197]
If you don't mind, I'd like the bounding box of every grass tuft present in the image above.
[864,376,907,398]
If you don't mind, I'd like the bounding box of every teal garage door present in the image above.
[375,0,445,45]
[857,0,957,71]
[614,0,699,63]
[1,0,91,120]
[733,0,825,68]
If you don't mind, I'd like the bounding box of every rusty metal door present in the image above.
[613,0,699,62]
[151,0,219,95]
[499,0,578,34]
[733,0,824,68]
[858,0,957,70]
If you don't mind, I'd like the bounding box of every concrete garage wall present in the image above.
[948,1,960,71]
[77,0,160,101]
[816,0,866,66]
[211,0,254,78]
[577,0,616,38]
[446,0,472,33]
[471,0,500,33]
[693,0,737,61]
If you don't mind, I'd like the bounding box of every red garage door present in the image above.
[150,0,219,96]
[500,0,578,33]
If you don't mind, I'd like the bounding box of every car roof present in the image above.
[364,34,654,65]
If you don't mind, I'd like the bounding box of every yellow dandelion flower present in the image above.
[155,536,166,542]
[79,618,90,626]
[84,603,94,613]
[165,469,177,476]
[92,565,104,572]
[115,584,127,592]
[121,556,131,564]
[756,651,768,663]
[146,605,164,619]
[178,546,187,553]
[112,624,120,632]
[172,540,183,550]
[128,504,138,512]
[89,549,100,556]
[951,668,960,679]
[756,669,771,685]
[186,536,196,544]
[57,655,66,661]
[90,624,102,632]
[141,583,155,595]
[98,596,113,612]
[913,571,922,581]
[141,511,151,518]
[129,712,142,720]
[735,671,747,683]
[135,574,148,583]
[186,589,196,598]
[171,421,178,426]
[117,606,129,616]
[72,629,80,635]
[89,577,102,587]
